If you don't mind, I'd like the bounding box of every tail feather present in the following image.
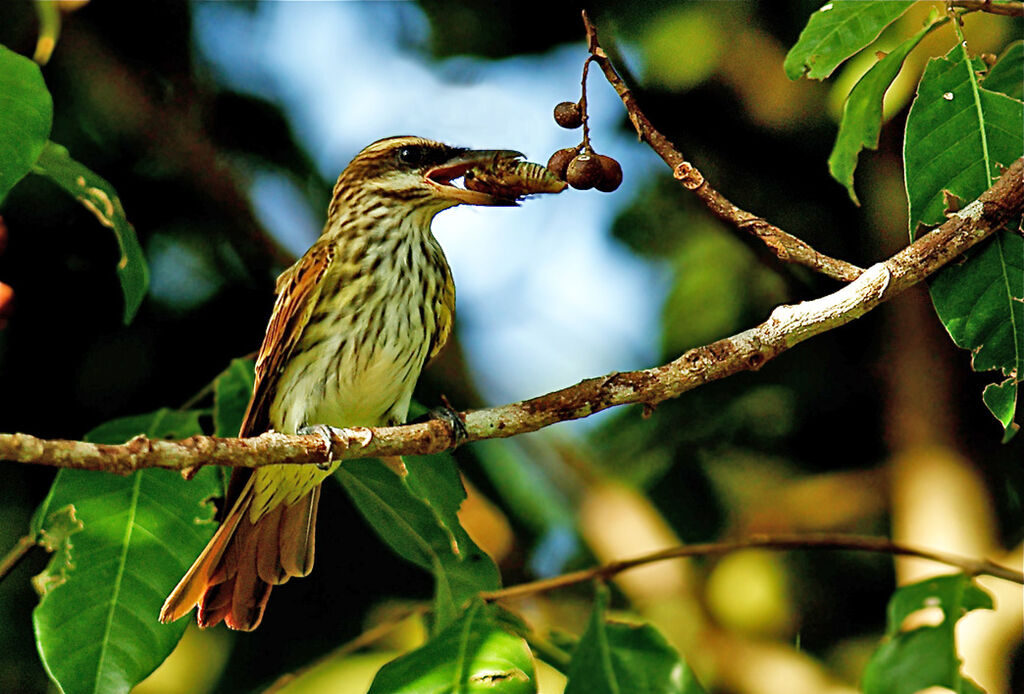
[159,475,320,631]
[158,490,247,625]
[255,504,287,585]
[197,579,232,627]
[279,485,320,577]
[230,540,271,630]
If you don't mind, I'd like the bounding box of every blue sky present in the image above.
[192,1,669,417]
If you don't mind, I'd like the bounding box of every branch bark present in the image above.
[0,157,1020,473]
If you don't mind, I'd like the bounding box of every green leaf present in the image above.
[368,600,536,694]
[905,37,1024,435]
[983,377,1018,442]
[904,43,1024,236]
[862,574,993,694]
[564,587,707,694]
[31,409,220,694]
[0,44,53,203]
[930,230,1023,437]
[335,455,501,630]
[784,1,914,81]
[32,141,150,323]
[828,19,939,203]
[213,357,255,437]
[982,40,1023,101]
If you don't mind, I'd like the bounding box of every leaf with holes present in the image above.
[367,600,536,694]
[31,141,149,323]
[564,586,707,694]
[905,40,1024,436]
[904,43,1023,235]
[784,1,914,81]
[930,229,1023,438]
[862,574,993,694]
[31,409,220,694]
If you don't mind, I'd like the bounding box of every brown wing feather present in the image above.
[221,245,335,516]
[241,243,335,438]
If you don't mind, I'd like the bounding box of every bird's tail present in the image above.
[159,475,320,631]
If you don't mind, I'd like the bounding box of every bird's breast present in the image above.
[271,234,454,433]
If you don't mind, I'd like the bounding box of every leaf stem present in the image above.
[0,535,38,584]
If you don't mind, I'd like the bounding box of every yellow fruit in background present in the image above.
[706,549,794,639]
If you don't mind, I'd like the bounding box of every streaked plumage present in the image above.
[160,136,521,630]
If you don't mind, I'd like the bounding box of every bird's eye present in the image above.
[397,146,425,166]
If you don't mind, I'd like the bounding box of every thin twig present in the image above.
[581,11,865,283]
[0,157,1019,474]
[579,56,594,152]
[261,604,427,694]
[0,535,38,583]
[479,533,1024,602]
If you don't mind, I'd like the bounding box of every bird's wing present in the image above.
[218,244,334,516]
[240,243,334,438]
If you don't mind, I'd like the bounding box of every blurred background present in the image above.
[0,1,1020,693]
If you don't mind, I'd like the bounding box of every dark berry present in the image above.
[594,155,622,192]
[566,153,603,190]
[546,148,578,180]
[553,101,583,129]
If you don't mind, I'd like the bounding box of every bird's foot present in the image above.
[428,397,468,449]
[297,424,374,470]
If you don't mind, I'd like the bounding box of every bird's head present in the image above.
[336,136,525,211]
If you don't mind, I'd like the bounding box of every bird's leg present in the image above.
[297,424,374,470]
[428,395,468,449]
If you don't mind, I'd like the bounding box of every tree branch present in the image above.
[582,11,866,283]
[0,156,1019,473]
[479,533,1024,603]
[950,0,1024,17]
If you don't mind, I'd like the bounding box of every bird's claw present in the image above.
[298,424,375,470]
[428,402,468,448]
[298,424,337,470]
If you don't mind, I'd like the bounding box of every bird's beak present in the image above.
[426,149,525,206]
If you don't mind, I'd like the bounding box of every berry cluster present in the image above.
[546,101,622,193]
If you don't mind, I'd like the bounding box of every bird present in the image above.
[159,136,522,630]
